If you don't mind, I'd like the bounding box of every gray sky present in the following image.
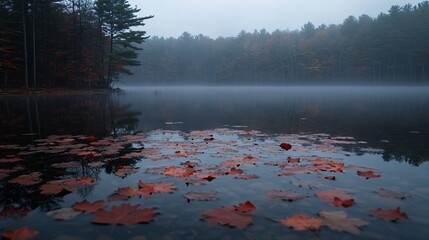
[130,0,423,38]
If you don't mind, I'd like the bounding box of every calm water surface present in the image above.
[0,86,428,239]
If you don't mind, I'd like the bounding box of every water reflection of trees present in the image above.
[0,93,142,218]
[0,94,141,144]
[128,89,429,165]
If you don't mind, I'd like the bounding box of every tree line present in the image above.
[131,2,429,85]
[0,0,153,90]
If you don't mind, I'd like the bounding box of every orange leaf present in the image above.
[316,189,355,207]
[2,226,38,240]
[280,214,321,231]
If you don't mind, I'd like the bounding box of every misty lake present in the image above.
[1,86,429,239]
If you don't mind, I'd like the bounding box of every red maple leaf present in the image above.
[316,189,355,207]
[2,226,38,240]
[370,207,408,222]
[117,186,153,198]
[280,143,292,151]
[280,214,322,231]
[39,180,74,195]
[93,203,159,225]
[201,201,256,229]
[357,170,381,179]
[234,201,256,213]
[72,200,105,213]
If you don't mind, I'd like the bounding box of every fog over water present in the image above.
[131,0,424,37]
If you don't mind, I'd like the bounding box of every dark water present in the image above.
[1,86,429,239]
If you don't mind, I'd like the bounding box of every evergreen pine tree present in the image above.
[95,0,153,84]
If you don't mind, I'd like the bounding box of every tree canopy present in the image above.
[130,1,429,85]
[0,0,153,89]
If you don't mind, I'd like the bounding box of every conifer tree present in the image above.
[95,0,153,85]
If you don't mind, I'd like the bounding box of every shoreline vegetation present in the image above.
[2,1,428,89]
[0,0,153,90]
[0,87,121,96]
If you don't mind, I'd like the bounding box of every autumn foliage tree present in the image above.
[130,1,429,85]
[0,0,152,89]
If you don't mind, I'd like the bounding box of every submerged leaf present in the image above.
[138,181,177,193]
[280,214,321,231]
[374,189,409,200]
[201,201,256,229]
[370,207,408,222]
[319,210,368,234]
[266,190,306,202]
[93,203,158,225]
[46,208,80,220]
[184,191,218,201]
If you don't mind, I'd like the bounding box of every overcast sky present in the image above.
[129,0,423,38]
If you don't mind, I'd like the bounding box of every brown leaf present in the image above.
[374,188,409,200]
[234,174,259,180]
[72,200,105,213]
[370,207,408,222]
[280,214,321,231]
[266,190,306,202]
[184,191,218,201]
[93,203,158,225]
[0,157,23,163]
[114,166,138,177]
[8,172,42,186]
[316,189,355,207]
[319,210,368,234]
[39,180,74,195]
[51,161,80,168]
[2,226,38,240]
[117,186,153,198]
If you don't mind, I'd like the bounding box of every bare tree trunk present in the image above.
[22,0,29,91]
[32,0,36,89]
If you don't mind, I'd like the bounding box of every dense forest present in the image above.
[0,0,153,89]
[129,2,429,85]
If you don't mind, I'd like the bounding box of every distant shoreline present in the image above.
[0,87,121,96]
